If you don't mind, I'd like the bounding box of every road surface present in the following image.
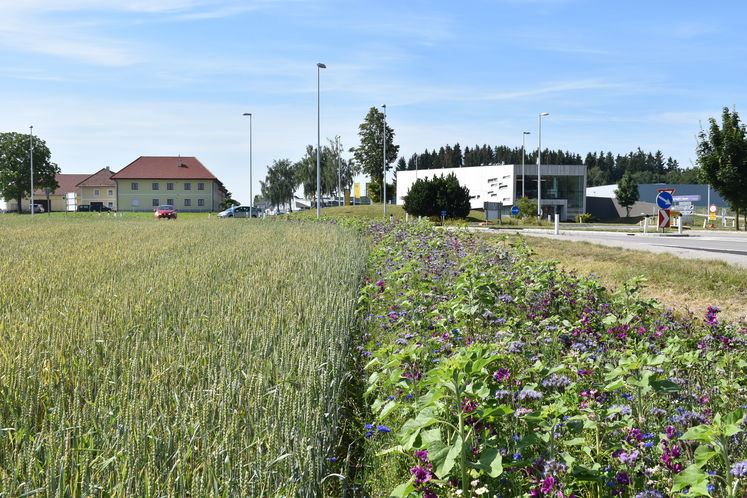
[475,228,747,268]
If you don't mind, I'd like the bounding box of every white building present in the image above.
[395,164,587,221]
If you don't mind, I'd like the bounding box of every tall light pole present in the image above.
[381,104,387,217]
[316,62,326,219]
[521,131,530,198]
[242,113,253,210]
[335,135,341,205]
[29,125,34,216]
[537,113,549,218]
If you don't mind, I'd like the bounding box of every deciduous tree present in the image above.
[350,107,399,188]
[0,132,59,212]
[615,171,639,217]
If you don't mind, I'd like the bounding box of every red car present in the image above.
[154,205,177,219]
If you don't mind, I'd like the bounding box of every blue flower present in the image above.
[364,424,374,430]
[377,425,391,433]
[513,452,522,460]
[329,457,337,462]
[365,432,373,437]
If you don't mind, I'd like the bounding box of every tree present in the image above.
[261,159,297,211]
[293,145,337,200]
[219,192,240,210]
[350,107,399,189]
[615,171,639,217]
[697,107,747,230]
[402,173,470,219]
[0,132,60,212]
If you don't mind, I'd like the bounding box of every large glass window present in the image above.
[516,175,584,209]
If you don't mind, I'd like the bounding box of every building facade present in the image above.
[396,164,587,221]
[111,156,227,212]
[77,167,117,210]
[6,174,88,212]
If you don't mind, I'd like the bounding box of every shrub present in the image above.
[403,173,471,219]
[515,196,538,218]
[576,212,595,223]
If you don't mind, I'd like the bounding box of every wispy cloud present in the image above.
[482,79,629,100]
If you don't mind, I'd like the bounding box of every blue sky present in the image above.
[1,0,745,204]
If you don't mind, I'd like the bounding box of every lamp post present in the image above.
[30,125,34,216]
[537,113,549,218]
[521,131,530,198]
[316,62,326,219]
[381,104,387,217]
[242,113,252,210]
[336,135,341,205]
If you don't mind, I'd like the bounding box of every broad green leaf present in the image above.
[378,400,397,420]
[563,437,587,446]
[389,479,415,498]
[418,428,442,447]
[476,447,503,477]
[694,445,717,468]
[680,425,713,444]
[650,379,681,394]
[724,408,745,426]
[436,435,462,478]
[672,464,709,494]
[571,465,602,482]
[427,440,449,473]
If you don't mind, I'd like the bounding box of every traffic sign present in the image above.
[656,190,674,210]
[658,209,670,228]
[511,205,520,216]
[441,210,447,217]
[709,204,717,220]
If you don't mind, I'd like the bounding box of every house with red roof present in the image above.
[6,173,89,212]
[111,156,227,212]
[77,167,117,211]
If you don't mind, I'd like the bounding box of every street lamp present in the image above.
[521,131,530,198]
[381,104,387,217]
[316,62,326,219]
[242,113,252,210]
[30,125,34,216]
[537,112,549,218]
[335,135,341,206]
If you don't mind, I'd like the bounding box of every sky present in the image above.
[1,0,746,204]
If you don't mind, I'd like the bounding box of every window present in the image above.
[107,202,113,208]
[153,182,161,190]
[131,199,140,207]
[94,189,100,196]
[197,198,205,207]
[184,182,192,191]
[152,199,160,206]
[131,182,139,191]
[197,182,205,191]
[167,183,174,190]
[108,189,113,196]
[184,199,192,207]
[167,198,175,205]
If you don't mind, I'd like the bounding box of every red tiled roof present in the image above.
[34,174,89,196]
[111,156,218,180]
[77,167,115,187]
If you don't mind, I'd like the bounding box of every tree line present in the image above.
[394,143,696,187]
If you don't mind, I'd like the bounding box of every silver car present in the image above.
[218,205,260,218]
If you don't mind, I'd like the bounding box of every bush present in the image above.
[575,212,595,223]
[403,174,471,219]
[367,181,395,203]
[515,196,538,218]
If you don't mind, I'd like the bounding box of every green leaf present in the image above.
[694,445,718,468]
[601,314,618,326]
[389,479,416,498]
[725,408,745,426]
[435,435,462,478]
[563,437,587,446]
[571,465,602,482]
[672,464,709,494]
[378,400,398,420]
[650,379,681,394]
[680,425,713,444]
[469,447,503,478]
[418,428,442,447]
[603,379,624,392]
[427,440,449,473]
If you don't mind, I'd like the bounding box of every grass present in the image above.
[0,215,367,496]
[499,234,747,324]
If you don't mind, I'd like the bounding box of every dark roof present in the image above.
[34,174,89,196]
[76,167,115,187]
[111,156,218,180]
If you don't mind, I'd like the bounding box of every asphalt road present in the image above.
[477,228,747,268]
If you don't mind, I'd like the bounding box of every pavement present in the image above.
[469,226,747,268]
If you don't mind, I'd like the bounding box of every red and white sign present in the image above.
[658,209,670,228]
[709,204,718,220]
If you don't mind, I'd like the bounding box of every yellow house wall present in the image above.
[10,195,69,212]
[80,186,117,210]
[116,179,218,212]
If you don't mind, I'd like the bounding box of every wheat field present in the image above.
[0,216,367,496]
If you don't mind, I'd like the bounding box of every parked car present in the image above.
[90,204,112,212]
[218,205,261,218]
[77,204,91,212]
[24,204,45,213]
[154,205,177,219]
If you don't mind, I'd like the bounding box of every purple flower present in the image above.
[516,388,543,401]
[540,476,555,493]
[493,368,511,381]
[414,449,428,463]
[731,461,747,478]
[542,374,571,390]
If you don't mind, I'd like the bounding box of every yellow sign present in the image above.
[709,204,717,220]
[344,189,350,206]
[354,183,360,199]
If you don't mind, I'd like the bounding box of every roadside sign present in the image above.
[658,209,671,228]
[484,202,502,221]
[441,210,447,217]
[709,204,717,220]
[511,205,520,216]
[673,195,701,202]
[656,190,675,210]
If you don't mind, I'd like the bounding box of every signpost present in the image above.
[511,205,520,216]
[656,189,675,230]
[709,204,717,221]
[484,202,502,222]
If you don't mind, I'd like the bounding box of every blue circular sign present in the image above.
[441,210,447,217]
[656,191,673,210]
[511,205,520,216]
